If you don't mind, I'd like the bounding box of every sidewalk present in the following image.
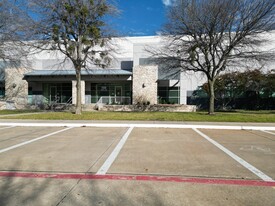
[0,119,274,130]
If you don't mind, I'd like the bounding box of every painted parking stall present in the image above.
[0,126,67,150]
[0,122,275,205]
[199,129,275,180]
[0,127,73,154]
[0,127,128,173]
[0,122,274,179]
[106,127,272,181]
[193,128,274,182]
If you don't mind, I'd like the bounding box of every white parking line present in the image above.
[0,127,73,154]
[262,130,275,136]
[192,128,274,182]
[96,127,134,175]
[0,122,275,131]
[0,126,16,130]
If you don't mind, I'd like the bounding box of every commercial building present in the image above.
[1,33,274,110]
[0,36,205,109]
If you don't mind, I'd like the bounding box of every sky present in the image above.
[13,0,175,37]
[111,0,175,36]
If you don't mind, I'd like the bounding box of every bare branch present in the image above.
[148,0,275,114]
[21,0,119,114]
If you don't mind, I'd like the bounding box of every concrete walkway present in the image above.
[0,119,274,131]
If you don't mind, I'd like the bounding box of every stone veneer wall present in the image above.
[0,101,6,110]
[132,65,158,105]
[96,104,197,112]
[4,68,29,109]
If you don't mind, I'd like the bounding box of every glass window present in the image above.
[158,86,179,104]
[42,83,72,103]
[91,83,132,104]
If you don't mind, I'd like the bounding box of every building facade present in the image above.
[0,35,239,109]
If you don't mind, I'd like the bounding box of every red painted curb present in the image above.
[0,172,274,187]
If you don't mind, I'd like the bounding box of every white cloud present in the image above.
[162,0,171,6]
[162,0,175,6]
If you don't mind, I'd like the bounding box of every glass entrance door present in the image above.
[50,86,58,103]
[91,83,132,104]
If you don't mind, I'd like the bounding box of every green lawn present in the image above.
[0,110,40,115]
[0,110,275,122]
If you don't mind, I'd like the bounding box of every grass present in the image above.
[0,110,40,115]
[0,110,275,122]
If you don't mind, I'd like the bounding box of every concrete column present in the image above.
[132,65,158,105]
[180,72,187,105]
[72,80,85,104]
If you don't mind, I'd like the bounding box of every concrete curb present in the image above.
[0,122,275,131]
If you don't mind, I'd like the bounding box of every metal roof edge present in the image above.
[24,69,132,77]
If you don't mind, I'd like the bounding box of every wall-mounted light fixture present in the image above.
[142,83,146,88]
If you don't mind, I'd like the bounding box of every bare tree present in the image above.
[0,0,29,66]
[152,0,275,114]
[25,0,118,114]
[0,1,31,107]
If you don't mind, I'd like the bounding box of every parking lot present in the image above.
[0,122,275,205]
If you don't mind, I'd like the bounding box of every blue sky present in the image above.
[16,0,174,37]
[112,0,174,36]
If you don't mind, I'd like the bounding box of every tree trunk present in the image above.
[208,80,215,115]
[75,68,82,115]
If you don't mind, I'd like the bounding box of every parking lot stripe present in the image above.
[0,126,16,130]
[1,122,275,131]
[192,128,274,182]
[0,127,73,154]
[262,130,275,136]
[1,171,275,187]
[96,127,134,175]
